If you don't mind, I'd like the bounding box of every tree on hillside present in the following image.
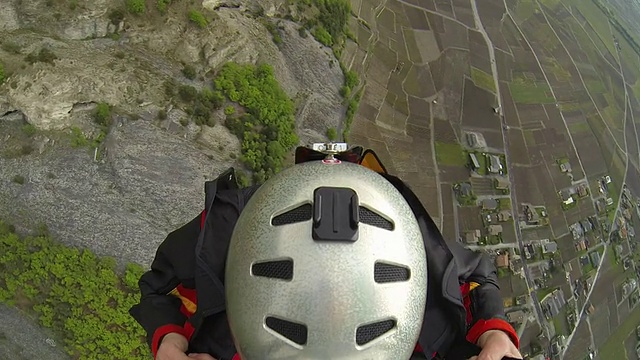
[314,0,351,40]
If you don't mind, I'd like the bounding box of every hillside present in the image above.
[0,0,358,357]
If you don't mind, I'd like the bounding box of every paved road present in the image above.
[472,0,548,333]
[466,243,519,251]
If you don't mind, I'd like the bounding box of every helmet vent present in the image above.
[356,319,396,345]
[265,316,308,345]
[359,207,394,230]
[272,204,312,226]
[252,260,294,280]
[374,262,410,283]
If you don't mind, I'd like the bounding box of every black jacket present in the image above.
[129,168,518,360]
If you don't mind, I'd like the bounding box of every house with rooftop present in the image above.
[498,210,512,222]
[523,204,540,224]
[559,161,572,173]
[496,252,509,268]
[576,183,589,198]
[542,241,558,254]
[467,133,478,148]
[506,310,526,325]
[589,251,601,267]
[510,256,524,278]
[465,229,481,244]
[488,224,503,236]
[469,153,480,170]
[495,177,510,190]
[456,182,472,197]
[559,189,574,205]
[489,155,503,173]
[482,198,498,210]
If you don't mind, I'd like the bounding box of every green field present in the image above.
[508,77,556,104]
[498,198,512,209]
[552,315,564,335]
[435,142,467,167]
[564,0,617,56]
[514,0,536,24]
[545,57,572,81]
[585,79,607,93]
[568,121,591,133]
[471,67,497,93]
[599,303,640,360]
[537,286,558,301]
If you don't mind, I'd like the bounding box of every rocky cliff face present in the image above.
[0,0,345,268]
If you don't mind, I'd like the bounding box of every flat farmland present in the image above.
[507,128,531,165]
[458,206,483,232]
[441,183,457,241]
[434,0,454,17]
[556,233,578,261]
[469,29,493,73]
[513,165,545,205]
[501,222,517,243]
[532,165,569,236]
[450,0,475,28]
[565,112,609,178]
[461,80,501,130]
[515,104,548,128]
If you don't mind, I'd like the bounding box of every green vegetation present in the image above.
[514,0,535,23]
[498,198,511,210]
[224,105,235,116]
[157,0,171,13]
[455,183,477,206]
[497,267,510,278]
[313,26,333,46]
[182,64,196,80]
[1,41,22,54]
[22,124,36,136]
[69,127,105,149]
[470,67,496,93]
[0,62,4,85]
[552,316,564,335]
[536,286,557,301]
[545,57,571,81]
[599,302,640,360]
[470,152,488,175]
[589,0,640,57]
[435,142,467,167]
[508,76,555,104]
[25,48,58,65]
[108,9,125,26]
[94,102,112,127]
[215,62,298,183]
[585,79,607,94]
[188,10,208,28]
[235,170,250,188]
[259,19,283,45]
[582,262,594,275]
[339,69,359,99]
[568,121,591,133]
[486,235,501,245]
[126,0,145,14]
[342,88,362,141]
[11,175,25,185]
[311,0,351,45]
[0,221,149,359]
[326,127,337,141]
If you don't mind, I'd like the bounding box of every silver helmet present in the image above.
[225,160,427,359]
